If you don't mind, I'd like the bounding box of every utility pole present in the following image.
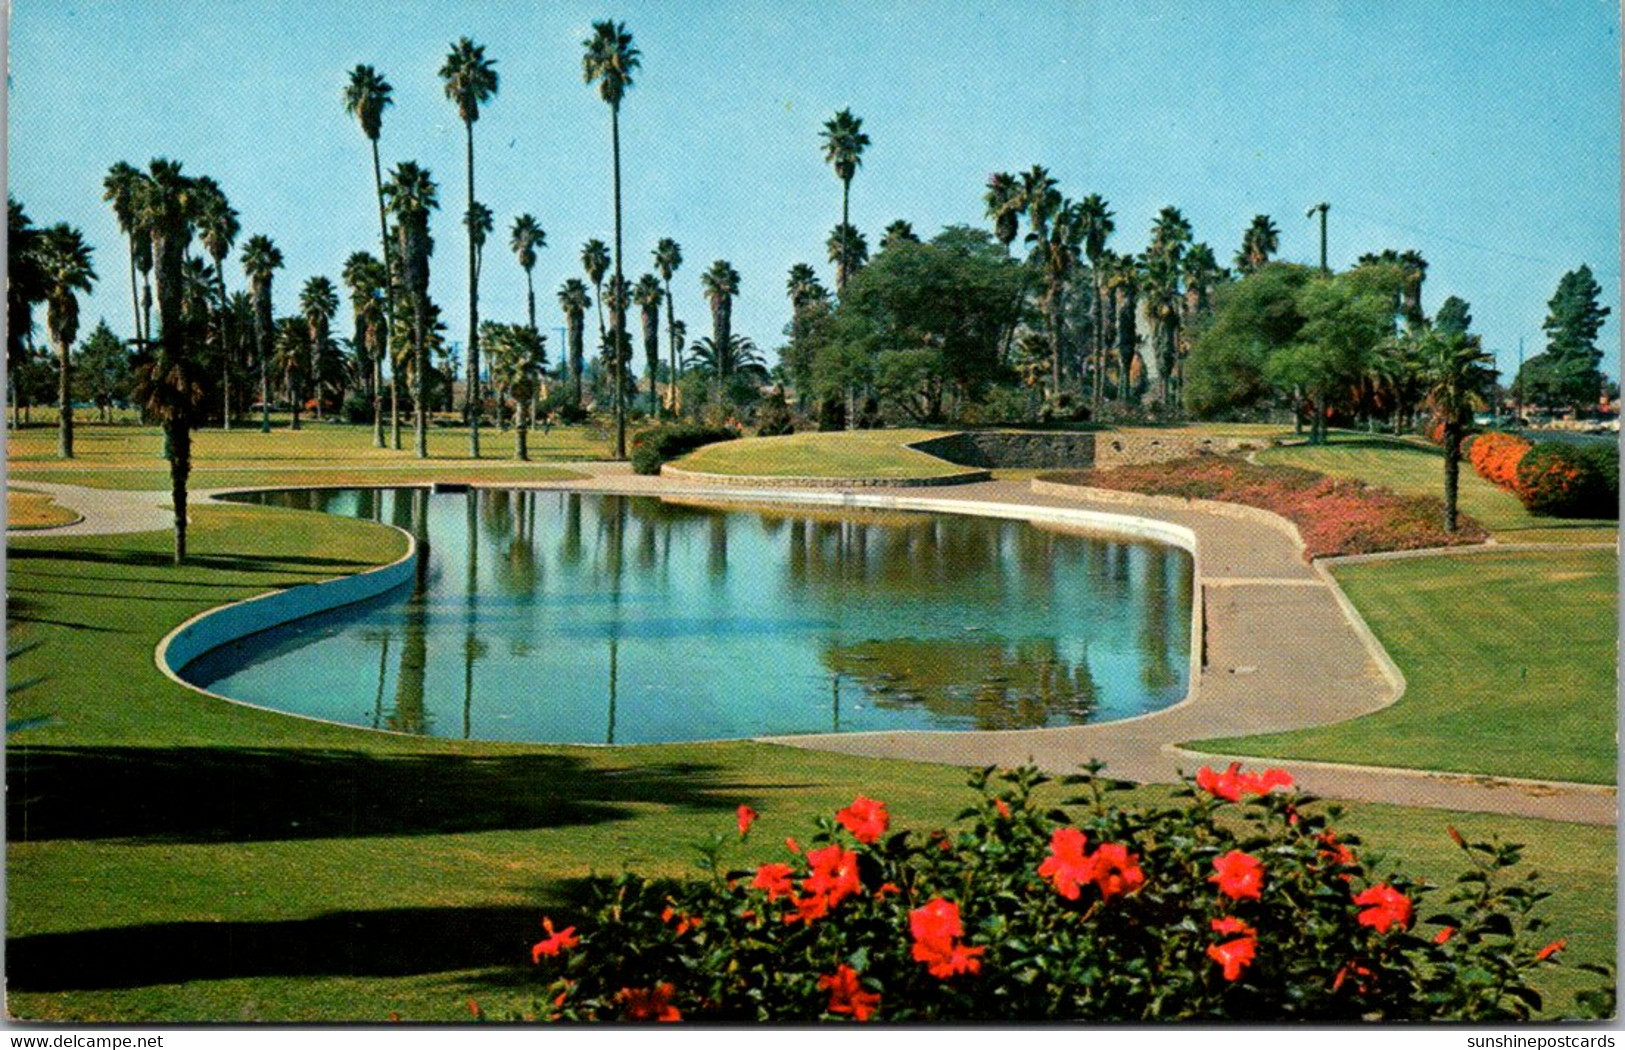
[1305,202,1330,272]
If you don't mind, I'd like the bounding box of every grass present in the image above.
[1259,434,1617,543]
[7,488,80,529]
[1189,548,1617,784]
[672,429,967,479]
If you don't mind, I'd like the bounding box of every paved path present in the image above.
[9,466,1616,825]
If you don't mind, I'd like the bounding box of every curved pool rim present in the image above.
[154,484,1205,745]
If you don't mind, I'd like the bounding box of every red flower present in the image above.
[1037,827,1095,900]
[804,845,862,904]
[1353,884,1413,934]
[531,917,579,962]
[1211,916,1256,938]
[875,882,901,898]
[1210,851,1265,901]
[836,795,890,844]
[1333,962,1375,995]
[1090,842,1146,901]
[1196,762,1294,801]
[819,964,880,1021]
[467,998,482,1018]
[736,804,758,837]
[994,799,1012,820]
[752,862,796,901]
[1537,938,1567,961]
[1316,831,1357,868]
[1207,936,1256,981]
[1434,926,1455,945]
[1252,768,1294,793]
[619,983,681,1022]
[785,836,801,854]
[909,897,984,979]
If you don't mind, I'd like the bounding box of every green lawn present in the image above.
[5,460,1614,1021]
[672,428,966,479]
[7,488,80,529]
[1191,548,1617,784]
[1260,434,1617,543]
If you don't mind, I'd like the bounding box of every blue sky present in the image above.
[9,0,1620,383]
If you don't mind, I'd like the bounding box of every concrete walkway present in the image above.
[9,466,1616,825]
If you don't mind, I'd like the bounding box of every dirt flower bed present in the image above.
[1044,456,1487,559]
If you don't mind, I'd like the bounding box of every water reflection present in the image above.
[200,489,1193,745]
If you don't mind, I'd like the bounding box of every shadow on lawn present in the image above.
[7,545,380,576]
[9,745,741,843]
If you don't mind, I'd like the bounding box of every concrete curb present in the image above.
[658,463,992,488]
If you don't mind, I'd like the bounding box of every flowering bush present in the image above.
[1468,432,1533,490]
[1044,457,1487,558]
[1514,443,1614,518]
[516,766,1606,1023]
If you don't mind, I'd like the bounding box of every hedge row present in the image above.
[1463,432,1617,519]
[629,423,742,475]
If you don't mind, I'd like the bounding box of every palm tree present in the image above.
[826,224,869,289]
[239,235,283,432]
[1182,242,1223,316]
[1399,249,1428,332]
[1030,199,1083,398]
[984,172,1022,254]
[1077,193,1115,407]
[102,162,148,348]
[785,262,826,342]
[688,334,766,380]
[653,238,682,414]
[342,65,398,444]
[489,322,545,460]
[1418,327,1494,531]
[463,200,494,428]
[1019,165,1060,244]
[8,198,45,429]
[602,274,633,409]
[192,177,240,428]
[582,18,640,459]
[37,224,97,458]
[633,274,664,414]
[272,316,311,430]
[819,108,869,291]
[509,214,545,332]
[1102,253,1141,402]
[581,238,611,365]
[1235,214,1279,274]
[1145,207,1193,405]
[558,278,591,408]
[300,276,339,421]
[131,158,205,563]
[383,161,440,458]
[440,38,499,458]
[879,220,918,252]
[700,260,741,360]
[342,251,389,445]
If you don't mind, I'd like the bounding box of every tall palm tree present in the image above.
[1018,165,1060,245]
[1235,214,1279,274]
[581,238,611,367]
[342,64,399,445]
[383,161,440,458]
[700,260,741,361]
[632,273,664,414]
[984,172,1022,254]
[488,322,545,460]
[602,274,632,408]
[819,108,869,291]
[1418,327,1494,531]
[102,162,148,348]
[342,251,389,446]
[879,220,919,253]
[300,276,339,422]
[192,177,239,428]
[558,278,591,408]
[509,214,545,332]
[1398,249,1428,332]
[583,18,640,459]
[826,224,869,289]
[1030,198,1083,397]
[652,238,682,414]
[1077,193,1115,407]
[463,200,494,428]
[272,316,311,430]
[37,224,97,458]
[132,158,205,562]
[785,262,826,342]
[239,235,283,433]
[1103,253,1141,403]
[8,198,45,429]
[1145,207,1193,404]
[440,38,499,457]
[1182,242,1223,316]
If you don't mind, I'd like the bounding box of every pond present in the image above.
[183,489,1193,744]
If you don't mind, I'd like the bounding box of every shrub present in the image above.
[1575,443,1619,517]
[1514,443,1613,518]
[1469,432,1533,490]
[629,423,742,475]
[754,389,795,437]
[515,767,1605,1023]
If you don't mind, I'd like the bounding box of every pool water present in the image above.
[185,489,1193,744]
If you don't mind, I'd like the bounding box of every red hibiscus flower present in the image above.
[1333,962,1374,995]
[1207,936,1257,981]
[803,845,862,904]
[1211,916,1256,938]
[1434,926,1455,945]
[619,983,681,1022]
[736,804,758,837]
[1037,827,1095,900]
[1090,842,1145,901]
[994,799,1012,820]
[1537,938,1567,961]
[1196,762,1294,801]
[1316,831,1357,869]
[909,897,984,979]
[751,862,796,901]
[531,917,579,962]
[836,795,890,844]
[1251,768,1294,793]
[1353,884,1413,934]
[1210,850,1265,901]
[819,964,881,1021]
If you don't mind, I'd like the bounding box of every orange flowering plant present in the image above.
[516,766,1609,1023]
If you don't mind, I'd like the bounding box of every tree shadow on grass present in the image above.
[9,746,745,844]
[7,546,379,576]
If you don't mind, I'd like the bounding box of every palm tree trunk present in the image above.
[1047,281,1063,400]
[611,104,627,461]
[1443,421,1461,532]
[390,361,401,450]
[414,293,429,459]
[516,401,529,461]
[372,330,385,448]
[465,119,481,459]
[838,176,851,292]
[128,246,144,349]
[168,420,190,564]
[216,269,232,431]
[56,334,72,458]
[663,277,677,419]
[370,137,396,450]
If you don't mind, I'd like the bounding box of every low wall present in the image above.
[911,431,1098,469]
[158,532,418,677]
[1030,478,1307,556]
[659,464,992,488]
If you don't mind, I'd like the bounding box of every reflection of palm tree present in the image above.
[392,488,432,735]
[1138,546,1176,693]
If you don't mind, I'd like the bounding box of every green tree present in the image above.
[583,19,640,460]
[74,320,131,421]
[509,214,545,333]
[342,251,388,444]
[383,161,440,457]
[1184,263,1314,418]
[558,278,591,408]
[701,260,741,364]
[984,172,1022,254]
[633,273,665,414]
[1417,321,1495,530]
[820,109,869,291]
[1235,214,1279,275]
[300,276,340,421]
[581,238,611,378]
[37,223,97,457]
[1519,264,1610,411]
[239,234,283,432]
[826,224,869,290]
[272,315,311,430]
[879,220,919,252]
[101,163,148,348]
[192,178,240,428]
[1265,271,1395,444]
[464,199,494,425]
[8,197,45,429]
[1077,193,1115,408]
[487,322,546,460]
[342,64,399,446]
[653,238,683,415]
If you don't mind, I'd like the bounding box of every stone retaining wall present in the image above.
[658,464,992,488]
[910,431,1098,469]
